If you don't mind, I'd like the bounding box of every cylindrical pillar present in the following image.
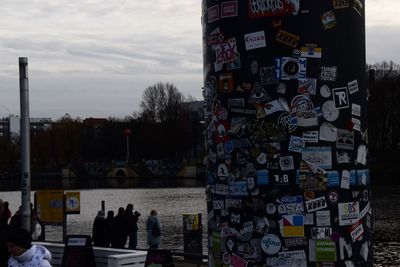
[202,1,372,266]
[19,57,31,233]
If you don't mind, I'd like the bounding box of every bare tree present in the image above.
[140,82,186,122]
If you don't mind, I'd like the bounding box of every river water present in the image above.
[0,186,399,266]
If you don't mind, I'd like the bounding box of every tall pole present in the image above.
[19,57,31,232]
[126,135,129,162]
[202,1,372,266]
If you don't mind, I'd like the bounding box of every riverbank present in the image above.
[0,175,205,191]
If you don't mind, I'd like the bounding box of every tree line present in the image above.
[0,83,203,177]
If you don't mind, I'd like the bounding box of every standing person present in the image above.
[0,199,10,267]
[5,227,52,267]
[0,201,11,225]
[146,210,161,249]
[92,210,108,247]
[111,207,126,248]
[9,207,22,229]
[105,210,114,247]
[124,204,140,249]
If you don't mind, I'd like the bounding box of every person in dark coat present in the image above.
[105,210,114,247]
[111,207,126,248]
[9,206,22,229]
[124,204,140,249]
[0,201,11,225]
[0,199,10,267]
[92,210,108,247]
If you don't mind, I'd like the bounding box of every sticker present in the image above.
[353,0,363,16]
[340,170,351,190]
[333,0,350,9]
[257,152,267,164]
[311,227,332,239]
[277,250,307,267]
[337,151,351,164]
[208,4,219,23]
[304,213,314,225]
[278,195,304,215]
[228,99,245,109]
[282,215,304,237]
[279,155,295,171]
[356,145,367,165]
[327,191,339,204]
[351,117,361,131]
[244,31,266,50]
[316,240,337,262]
[332,87,350,109]
[213,200,224,210]
[215,38,239,64]
[260,66,278,85]
[300,45,322,58]
[222,252,231,264]
[349,221,364,242]
[299,172,327,191]
[278,112,297,132]
[247,0,300,18]
[273,173,291,187]
[276,29,300,48]
[305,196,327,213]
[291,95,314,112]
[249,83,271,104]
[266,203,277,215]
[240,221,254,234]
[320,66,337,82]
[275,57,307,80]
[261,234,282,255]
[257,169,269,185]
[288,136,304,153]
[264,99,286,115]
[320,85,331,98]
[319,122,337,142]
[221,1,238,18]
[348,80,359,94]
[230,253,248,267]
[338,202,360,226]
[303,131,319,143]
[321,10,336,30]
[336,129,354,150]
[301,146,332,169]
[224,141,234,154]
[285,237,308,248]
[316,210,331,226]
[298,78,317,95]
[303,191,315,201]
[276,82,286,94]
[297,110,319,127]
[339,237,353,260]
[227,55,241,70]
[351,103,361,117]
[322,100,339,122]
[218,73,234,93]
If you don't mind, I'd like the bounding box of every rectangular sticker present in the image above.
[332,87,350,109]
[301,146,332,169]
[348,80,359,94]
[336,129,354,150]
[320,66,337,81]
[221,1,238,18]
[282,215,305,237]
[276,29,300,48]
[298,78,317,95]
[215,38,239,64]
[248,0,300,18]
[300,46,322,58]
[303,131,319,143]
[277,250,307,267]
[275,57,307,80]
[244,31,266,50]
[305,196,327,213]
[316,240,337,262]
[338,202,360,226]
[208,4,219,23]
[289,135,304,153]
[311,227,332,239]
[278,195,304,215]
[333,0,350,9]
[316,210,331,226]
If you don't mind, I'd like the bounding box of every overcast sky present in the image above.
[0,1,397,120]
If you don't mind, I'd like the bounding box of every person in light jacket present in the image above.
[6,227,52,267]
[146,210,161,249]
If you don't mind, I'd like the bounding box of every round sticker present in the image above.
[261,234,281,255]
[320,84,331,98]
[276,83,286,94]
[257,152,267,164]
[266,203,277,215]
[303,190,315,201]
[322,100,339,122]
[283,60,299,76]
[328,191,339,204]
[291,95,314,112]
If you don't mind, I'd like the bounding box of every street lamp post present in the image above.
[124,129,132,163]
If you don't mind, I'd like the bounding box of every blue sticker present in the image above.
[327,170,339,187]
[357,169,370,185]
[224,141,234,153]
[350,170,357,185]
[229,181,248,196]
[257,170,269,185]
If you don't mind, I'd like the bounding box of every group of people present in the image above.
[0,198,52,267]
[92,204,161,249]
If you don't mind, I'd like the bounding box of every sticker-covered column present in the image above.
[202,0,372,267]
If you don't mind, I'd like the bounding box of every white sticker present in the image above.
[348,80,359,94]
[244,31,266,50]
[305,196,327,213]
[279,156,295,171]
[322,100,339,122]
[351,117,361,131]
[351,103,361,117]
[303,131,319,143]
[338,202,360,226]
[319,122,337,142]
[340,170,350,189]
[316,210,331,226]
[261,234,282,255]
[320,84,331,98]
[356,145,367,165]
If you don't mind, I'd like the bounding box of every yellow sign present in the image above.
[66,192,81,214]
[36,190,64,224]
[183,213,199,230]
